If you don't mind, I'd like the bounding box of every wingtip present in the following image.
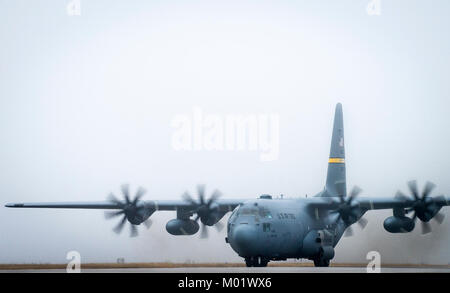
[5,203,23,208]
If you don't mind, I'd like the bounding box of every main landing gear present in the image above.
[313,248,330,267]
[245,256,269,267]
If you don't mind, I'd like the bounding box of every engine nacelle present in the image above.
[383,216,415,233]
[166,219,200,235]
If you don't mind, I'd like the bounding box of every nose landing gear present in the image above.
[245,256,269,267]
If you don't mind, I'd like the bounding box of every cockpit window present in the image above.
[229,206,239,222]
[235,206,272,218]
[238,208,259,216]
[259,207,273,219]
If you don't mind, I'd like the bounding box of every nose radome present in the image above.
[231,224,258,256]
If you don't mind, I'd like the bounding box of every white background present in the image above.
[1,0,450,264]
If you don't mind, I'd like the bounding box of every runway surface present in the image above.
[2,267,450,273]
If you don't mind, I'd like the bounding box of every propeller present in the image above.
[329,186,368,237]
[182,184,224,238]
[104,184,152,237]
[396,180,445,235]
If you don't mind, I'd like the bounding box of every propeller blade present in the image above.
[104,210,123,219]
[434,212,445,225]
[328,211,340,223]
[132,187,146,205]
[348,186,362,202]
[200,224,208,239]
[350,209,360,221]
[106,185,152,237]
[357,217,368,229]
[420,221,432,235]
[423,210,432,220]
[182,192,197,206]
[113,215,127,234]
[182,185,225,237]
[407,180,419,200]
[422,181,436,199]
[344,226,353,237]
[107,193,122,206]
[207,189,222,206]
[121,184,131,204]
[434,195,447,206]
[130,224,138,237]
[214,221,224,232]
[395,191,409,202]
[143,219,153,229]
[197,185,206,205]
[334,212,343,224]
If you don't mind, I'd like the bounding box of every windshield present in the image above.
[236,206,272,219]
[229,206,239,223]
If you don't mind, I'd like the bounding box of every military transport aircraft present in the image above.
[5,103,450,267]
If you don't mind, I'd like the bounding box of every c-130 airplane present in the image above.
[6,103,450,267]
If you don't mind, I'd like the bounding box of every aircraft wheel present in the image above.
[254,257,269,267]
[259,258,269,267]
[245,257,269,267]
[245,258,253,267]
[313,258,330,267]
[313,249,330,267]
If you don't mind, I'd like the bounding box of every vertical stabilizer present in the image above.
[323,103,346,197]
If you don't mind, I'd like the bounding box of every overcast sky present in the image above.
[1,0,450,265]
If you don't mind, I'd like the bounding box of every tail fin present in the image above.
[323,103,346,197]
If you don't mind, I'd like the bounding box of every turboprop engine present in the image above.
[166,219,200,235]
[383,216,415,233]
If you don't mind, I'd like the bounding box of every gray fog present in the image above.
[1,0,450,265]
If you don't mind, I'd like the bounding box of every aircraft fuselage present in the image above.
[226,197,346,265]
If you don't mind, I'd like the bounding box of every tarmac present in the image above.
[1,266,450,273]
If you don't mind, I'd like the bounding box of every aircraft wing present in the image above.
[357,196,450,210]
[305,184,450,234]
[5,199,242,212]
[306,195,450,211]
[4,185,244,237]
[5,201,124,209]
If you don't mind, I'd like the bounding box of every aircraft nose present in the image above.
[231,224,258,256]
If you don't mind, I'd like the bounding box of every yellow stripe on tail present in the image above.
[328,158,345,164]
